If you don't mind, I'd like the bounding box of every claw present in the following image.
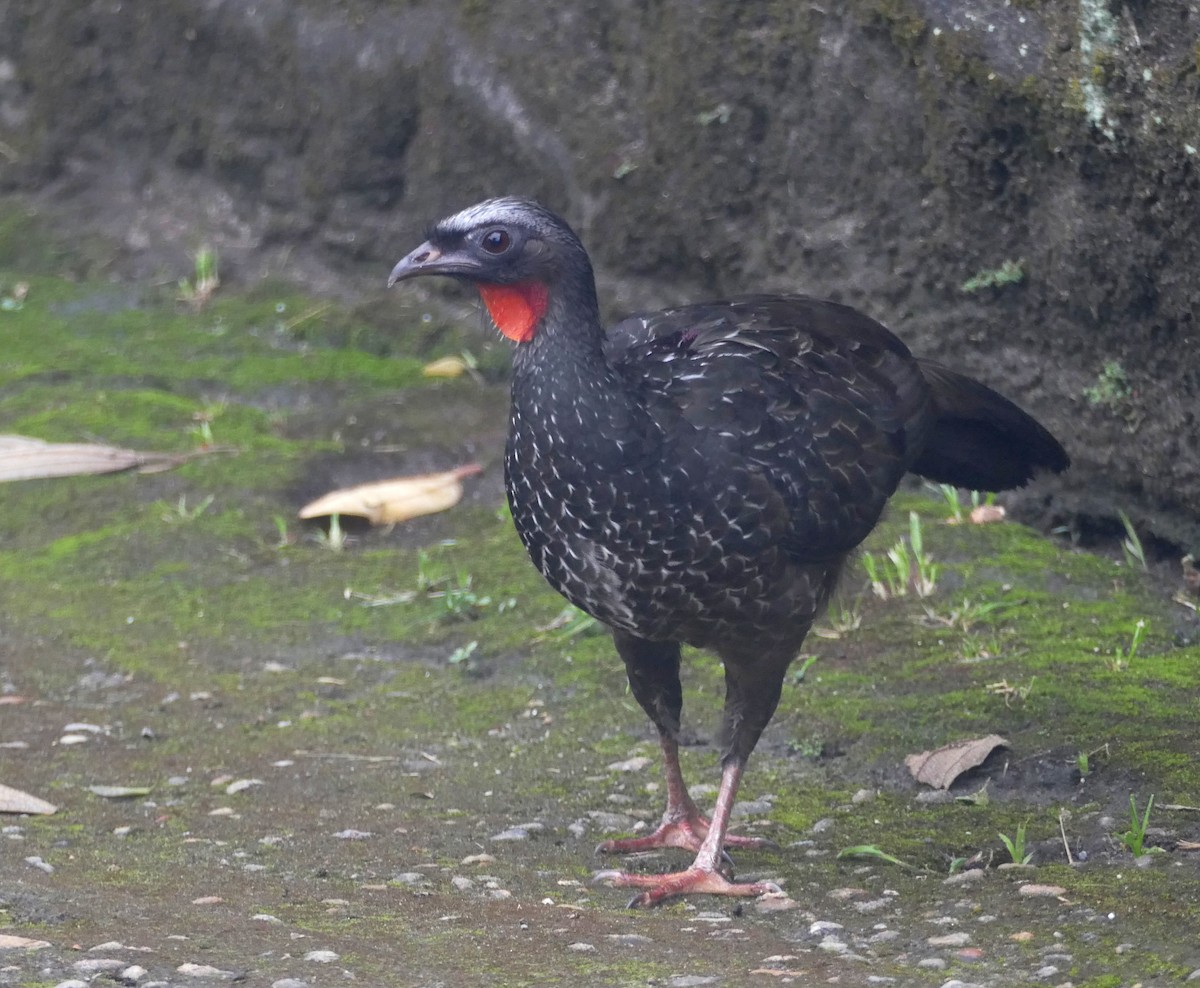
[595,864,783,907]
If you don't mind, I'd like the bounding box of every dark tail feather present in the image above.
[910,360,1070,491]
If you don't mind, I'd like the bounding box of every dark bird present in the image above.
[389,197,1069,907]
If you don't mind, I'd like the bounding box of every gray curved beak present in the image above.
[387,242,443,287]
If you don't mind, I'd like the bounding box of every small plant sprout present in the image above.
[272,514,292,547]
[447,640,479,666]
[1118,509,1147,571]
[1108,618,1147,671]
[862,550,901,600]
[413,546,490,620]
[934,483,965,523]
[907,512,939,597]
[313,513,347,552]
[190,400,227,448]
[815,594,863,638]
[789,653,820,684]
[837,844,914,869]
[161,493,214,522]
[1073,743,1109,781]
[178,246,220,309]
[961,258,1025,294]
[863,513,938,599]
[924,597,1008,632]
[1083,360,1131,408]
[539,605,602,640]
[984,676,1035,708]
[998,821,1033,865]
[1117,794,1160,856]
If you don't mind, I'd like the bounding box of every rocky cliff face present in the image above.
[0,0,1197,547]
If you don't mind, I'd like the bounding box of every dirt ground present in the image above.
[2,218,1200,988]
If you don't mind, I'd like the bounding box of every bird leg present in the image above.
[596,754,781,907]
[595,733,774,856]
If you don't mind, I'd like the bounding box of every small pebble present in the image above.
[810,920,844,935]
[392,872,426,885]
[607,933,653,945]
[304,949,339,963]
[1034,966,1059,979]
[491,826,530,841]
[755,892,800,913]
[332,829,374,840]
[810,817,835,834]
[121,964,148,982]
[731,798,772,818]
[271,980,309,988]
[568,942,595,952]
[451,876,474,891]
[852,788,876,804]
[461,853,495,865]
[927,932,971,947]
[916,958,946,970]
[607,756,652,772]
[587,810,638,831]
[25,855,53,874]
[177,963,236,979]
[73,960,125,974]
[667,978,717,988]
[252,914,282,923]
[1019,883,1066,897]
[854,898,890,913]
[944,869,985,885]
[52,981,89,988]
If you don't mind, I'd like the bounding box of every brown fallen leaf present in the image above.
[905,734,1009,790]
[0,434,215,482]
[0,783,58,815]
[298,465,482,526]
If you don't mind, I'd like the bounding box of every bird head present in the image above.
[388,197,596,344]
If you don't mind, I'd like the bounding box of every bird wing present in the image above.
[605,295,932,560]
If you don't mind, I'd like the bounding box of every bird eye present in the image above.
[481,228,511,254]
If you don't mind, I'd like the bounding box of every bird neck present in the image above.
[508,280,642,458]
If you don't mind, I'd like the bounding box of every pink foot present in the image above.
[594,865,782,908]
[596,814,777,856]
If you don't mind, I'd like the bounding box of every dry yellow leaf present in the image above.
[298,465,482,525]
[422,356,470,378]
